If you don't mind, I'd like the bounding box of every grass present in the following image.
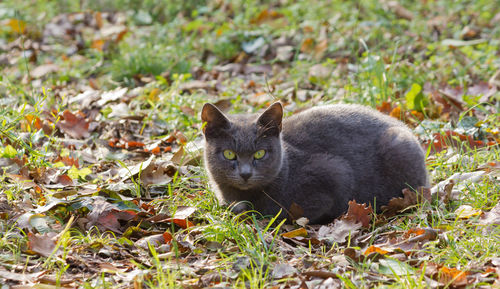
[0,0,499,288]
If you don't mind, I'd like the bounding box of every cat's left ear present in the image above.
[257,102,283,136]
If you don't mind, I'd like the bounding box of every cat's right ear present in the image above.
[201,103,230,137]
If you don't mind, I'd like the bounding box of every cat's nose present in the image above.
[240,172,252,181]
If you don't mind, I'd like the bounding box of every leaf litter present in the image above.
[0,2,499,288]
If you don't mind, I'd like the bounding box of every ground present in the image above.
[0,0,499,288]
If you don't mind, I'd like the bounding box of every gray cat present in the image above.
[201,102,428,224]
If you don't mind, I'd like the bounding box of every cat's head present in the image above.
[201,102,283,191]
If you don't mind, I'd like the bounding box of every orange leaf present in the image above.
[438,266,468,286]
[162,231,173,244]
[151,146,161,154]
[91,39,106,51]
[166,218,194,229]
[363,245,390,256]
[281,228,308,238]
[403,228,426,238]
[314,39,328,57]
[250,9,284,25]
[300,38,314,53]
[377,101,393,114]
[389,105,402,119]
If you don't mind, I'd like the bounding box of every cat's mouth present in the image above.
[237,182,253,190]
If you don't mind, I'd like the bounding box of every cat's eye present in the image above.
[223,150,236,160]
[253,150,266,160]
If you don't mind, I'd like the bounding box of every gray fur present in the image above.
[202,102,429,224]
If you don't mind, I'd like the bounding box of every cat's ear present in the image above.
[201,103,230,137]
[257,102,283,136]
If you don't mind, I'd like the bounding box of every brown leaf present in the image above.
[344,247,365,263]
[381,188,429,216]
[57,174,74,186]
[386,1,413,20]
[250,9,284,25]
[57,110,90,139]
[27,232,60,257]
[289,202,304,220]
[86,198,137,233]
[345,200,373,228]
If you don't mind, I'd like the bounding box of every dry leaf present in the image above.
[318,218,362,244]
[363,245,390,256]
[282,227,308,238]
[345,200,373,228]
[455,205,482,219]
[57,110,90,139]
[27,232,61,257]
[31,64,60,79]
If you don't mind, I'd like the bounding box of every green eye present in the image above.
[254,150,266,159]
[223,150,236,160]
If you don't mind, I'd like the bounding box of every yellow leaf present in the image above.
[281,228,308,238]
[68,166,92,180]
[7,19,26,34]
[455,205,481,219]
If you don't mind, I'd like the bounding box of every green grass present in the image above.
[0,0,499,287]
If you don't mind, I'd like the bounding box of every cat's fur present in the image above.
[202,102,428,224]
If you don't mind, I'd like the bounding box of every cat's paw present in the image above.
[229,202,250,215]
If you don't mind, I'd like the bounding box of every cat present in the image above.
[201,102,429,224]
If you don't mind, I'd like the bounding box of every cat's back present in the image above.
[282,104,406,147]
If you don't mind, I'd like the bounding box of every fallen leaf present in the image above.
[454,205,482,219]
[363,245,390,256]
[0,269,45,282]
[67,166,92,180]
[27,232,61,257]
[173,206,197,219]
[289,202,304,220]
[438,266,468,287]
[345,200,373,228]
[318,218,362,244]
[386,1,413,20]
[381,188,417,216]
[31,64,60,79]
[117,155,154,182]
[5,19,27,34]
[135,233,172,250]
[97,87,128,106]
[86,197,137,233]
[272,263,298,279]
[282,227,308,238]
[165,218,195,229]
[57,110,90,139]
[479,201,500,232]
[378,259,415,276]
[250,9,284,25]
[301,38,314,53]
